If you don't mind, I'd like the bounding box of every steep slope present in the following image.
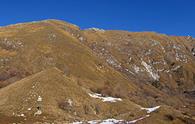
[0,67,147,123]
[78,29,195,116]
[0,20,139,98]
[0,68,192,124]
[81,30,195,91]
[0,19,194,123]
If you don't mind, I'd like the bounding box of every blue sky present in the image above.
[0,0,195,37]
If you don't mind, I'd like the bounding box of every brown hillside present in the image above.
[0,19,194,124]
[0,67,145,123]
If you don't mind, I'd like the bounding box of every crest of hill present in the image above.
[0,19,79,30]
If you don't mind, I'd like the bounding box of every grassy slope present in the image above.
[0,20,194,123]
[0,67,144,123]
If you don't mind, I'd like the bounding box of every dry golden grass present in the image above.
[0,20,194,123]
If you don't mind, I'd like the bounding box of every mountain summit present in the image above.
[0,20,194,124]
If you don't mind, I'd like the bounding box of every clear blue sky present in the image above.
[0,0,195,37]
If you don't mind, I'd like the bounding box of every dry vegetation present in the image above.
[0,19,194,123]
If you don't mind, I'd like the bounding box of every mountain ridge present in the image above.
[1,19,194,38]
[0,20,194,124]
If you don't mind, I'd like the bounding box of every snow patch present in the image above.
[141,106,160,113]
[100,119,123,124]
[128,115,150,123]
[72,122,83,124]
[88,93,122,102]
[72,115,150,124]
[73,119,122,124]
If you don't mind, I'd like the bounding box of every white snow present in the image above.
[141,61,159,81]
[87,120,101,124]
[88,93,122,102]
[128,115,150,123]
[72,122,83,124]
[72,116,150,124]
[72,119,122,124]
[100,119,123,124]
[141,106,160,113]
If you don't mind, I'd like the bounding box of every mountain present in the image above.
[0,19,194,124]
